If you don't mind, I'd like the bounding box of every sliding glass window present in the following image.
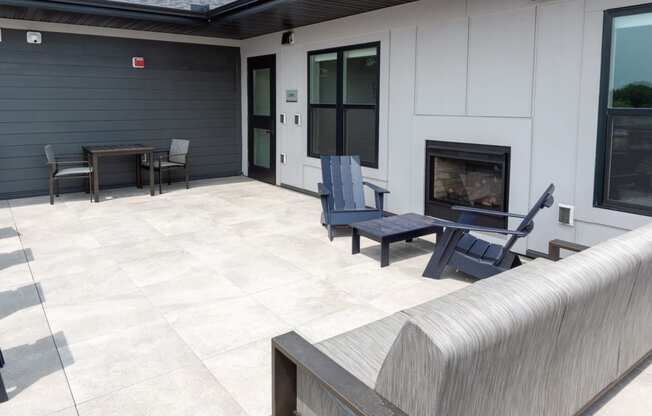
[308,43,380,168]
[596,5,652,216]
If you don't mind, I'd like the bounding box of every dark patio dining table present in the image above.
[83,144,155,202]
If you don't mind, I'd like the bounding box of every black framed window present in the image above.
[596,5,652,216]
[308,42,380,168]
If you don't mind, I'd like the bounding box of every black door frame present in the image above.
[247,54,276,185]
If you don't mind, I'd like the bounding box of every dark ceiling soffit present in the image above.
[0,0,278,24]
[0,0,209,26]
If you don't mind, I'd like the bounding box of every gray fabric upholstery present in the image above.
[315,312,408,388]
[375,227,652,416]
[55,167,91,176]
[169,139,189,164]
[296,223,652,416]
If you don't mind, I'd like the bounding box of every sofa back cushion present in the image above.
[375,224,652,416]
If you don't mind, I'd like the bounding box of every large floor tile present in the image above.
[60,320,199,403]
[0,333,75,416]
[120,249,200,287]
[204,339,271,416]
[36,266,138,307]
[141,269,245,314]
[76,365,245,416]
[252,279,360,326]
[220,250,312,294]
[584,371,652,415]
[45,293,161,346]
[295,303,388,343]
[165,296,289,359]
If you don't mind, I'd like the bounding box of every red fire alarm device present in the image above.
[132,57,145,69]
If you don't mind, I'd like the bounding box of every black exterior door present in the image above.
[247,55,276,184]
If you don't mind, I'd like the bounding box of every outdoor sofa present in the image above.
[272,223,652,416]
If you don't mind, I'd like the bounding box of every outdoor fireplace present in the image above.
[425,140,510,229]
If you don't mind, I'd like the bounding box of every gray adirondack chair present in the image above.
[318,155,389,241]
[423,184,555,280]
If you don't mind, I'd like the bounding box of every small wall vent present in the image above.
[558,204,574,226]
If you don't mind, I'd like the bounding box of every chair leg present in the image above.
[168,170,171,186]
[423,229,464,279]
[55,181,60,197]
[49,177,54,205]
[158,169,162,195]
[185,166,189,189]
[327,225,334,242]
[89,173,93,203]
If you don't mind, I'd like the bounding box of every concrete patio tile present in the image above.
[295,304,388,343]
[141,268,245,314]
[0,253,32,290]
[252,279,360,326]
[0,299,59,414]
[79,217,164,248]
[138,207,221,237]
[204,339,271,416]
[45,292,161,347]
[96,237,180,264]
[120,249,200,287]
[47,407,79,416]
[59,320,199,404]
[220,250,312,294]
[28,251,119,283]
[252,233,373,275]
[369,278,468,314]
[164,295,290,359]
[35,266,138,307]
[318,262,423,302]
[0,329,75,416]
[76,364,246,416]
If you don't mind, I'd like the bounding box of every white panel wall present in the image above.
[468,7,536,117]
[415,19,468,115]
[241,0,652,256]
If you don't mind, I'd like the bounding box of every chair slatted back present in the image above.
[502,183,555,257]
[321,156,366,211]
[169,139,189,164]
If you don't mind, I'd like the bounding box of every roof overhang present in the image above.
[0,0,419,39]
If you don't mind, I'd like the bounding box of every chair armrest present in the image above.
[272,332,407,416]
[364,182,390,194]
[451,206,526,219]
[427,218,528,237]
[317,183,331,197]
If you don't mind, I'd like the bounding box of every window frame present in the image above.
[595,3,652,217]
[307,41,381,169]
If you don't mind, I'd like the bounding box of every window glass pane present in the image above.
[609,12,652,108]
[606,115,652,209]
[343,48,378,105]
[310,53,337,104]
[344,108,377,166]
[253,128,271,168]
[253,68,271,116]
[310,107,337,156]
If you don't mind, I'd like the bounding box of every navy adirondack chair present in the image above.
[423,184,555,280]
[318,156,389,241]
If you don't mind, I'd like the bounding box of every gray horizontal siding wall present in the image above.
[0,29,241,199]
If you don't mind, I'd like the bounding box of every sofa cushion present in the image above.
[375,258,566,416]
